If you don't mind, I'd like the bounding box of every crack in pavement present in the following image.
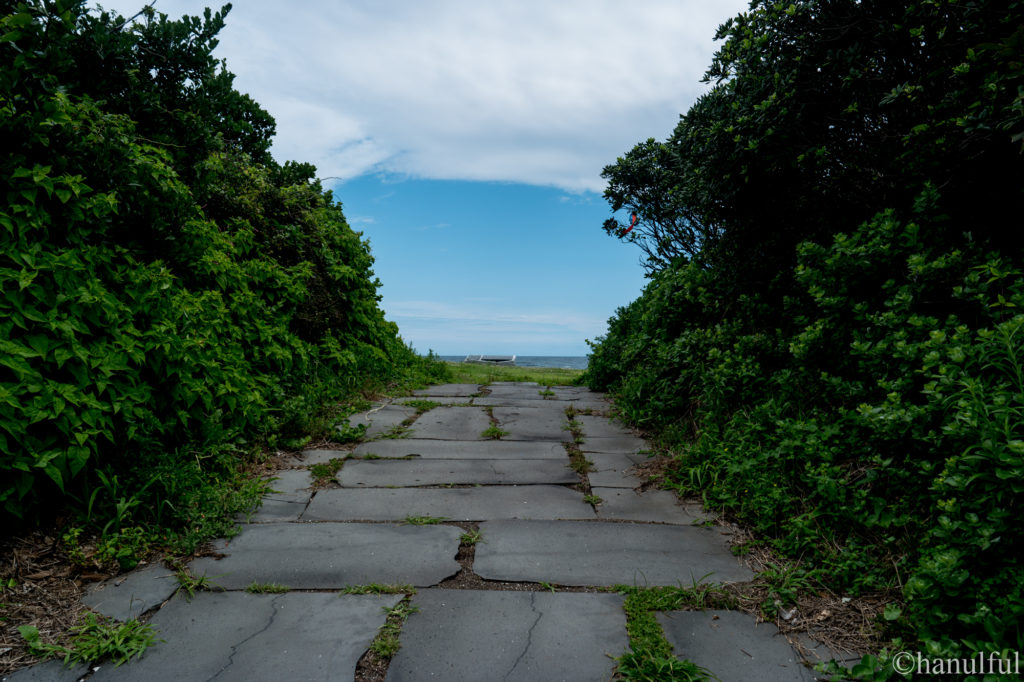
[206,594,284,681]
[504,592,542,681]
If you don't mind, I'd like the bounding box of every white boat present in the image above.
[464,355,516,366]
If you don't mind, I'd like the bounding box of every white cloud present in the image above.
[94,0,748,192]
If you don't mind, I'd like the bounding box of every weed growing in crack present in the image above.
[402,399,441,413]
[245,582,289,594]
[614,584,733,681]
[171,564,222,600]
[583,494,603,506]
[377,425,411,440]
[459,530,483,546]
[570,455,595,475]
[341,583,415,595]
[481,425,509,440]
[370,599,419,659]
[309,457,345,485]
[403,515,448,525]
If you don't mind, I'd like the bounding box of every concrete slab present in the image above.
[81,563,178,621]
[1,660,88,681]
[567,399,612,412]
[263,469,314,501]
[493,406,571,441]
[347,404,417,438]
[299,448,349,465]
[388,590,627,682]
[337,459,576,487]
[578,414,634,439]
[587,453,645,488]
[303,486,595,522]
[472,397,563,409]
[592,487,705,524]
[241,468,315,522]
[395,395,470,406]
[412,383,481,397]
[481,383,553,400]
[475,520,752,586]
[245,498,308,523]
[548,386,606,400]
[658,610,816,681]
[582,435,650,454]
[409,406,491,440]
[188,523,460,589]
[353,439,567,460]
[91,592,401,681]
[488,381,540,390]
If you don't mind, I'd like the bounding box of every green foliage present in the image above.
[480,425,509,440]
[245,582,288,594]
[370,599,418,659]
[20,614,159,667]
[402,515,448,525]
[1,0,443,554]
[443,362,582,386]
[589,0,1024,670]
[339,583,414,595]
[402,399,440,413]
[173,567,222,600]
[333,420,368,444]
[309,458,346,485]
[459,529,483,546]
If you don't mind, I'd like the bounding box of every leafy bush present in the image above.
[1,1,444,555]
[586,0,1024,671]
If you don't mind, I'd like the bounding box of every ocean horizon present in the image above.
[437,355,588,370]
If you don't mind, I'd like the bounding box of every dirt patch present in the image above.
[714,523,887,661]
[354,645,389,682]
[0,532,100,676]
[630,455,675,493]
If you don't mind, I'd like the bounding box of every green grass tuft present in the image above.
[480,425,509,440]
[245,582,289,594]
[340,583,415,595]
[403,515,448,525]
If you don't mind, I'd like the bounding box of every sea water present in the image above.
[437,355,588,370]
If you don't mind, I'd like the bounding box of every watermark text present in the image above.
[893,650,1021,676]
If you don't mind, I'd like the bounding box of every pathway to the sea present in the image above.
[18,382,825,681]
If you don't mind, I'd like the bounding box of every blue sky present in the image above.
[95,0,750,355]
[336,175,644,355]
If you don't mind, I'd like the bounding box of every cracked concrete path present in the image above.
[41,382,821,681]
[387,590,628,681]
[92,593,402,681]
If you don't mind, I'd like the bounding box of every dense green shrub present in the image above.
[587,0,1024,671]
[1,1,441,544]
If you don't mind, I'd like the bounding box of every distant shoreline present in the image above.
[437,355,588,370]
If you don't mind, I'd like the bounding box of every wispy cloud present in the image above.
[97,0,748,192]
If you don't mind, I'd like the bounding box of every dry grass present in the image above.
[0,532,99,676]
[720,523,889,661]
